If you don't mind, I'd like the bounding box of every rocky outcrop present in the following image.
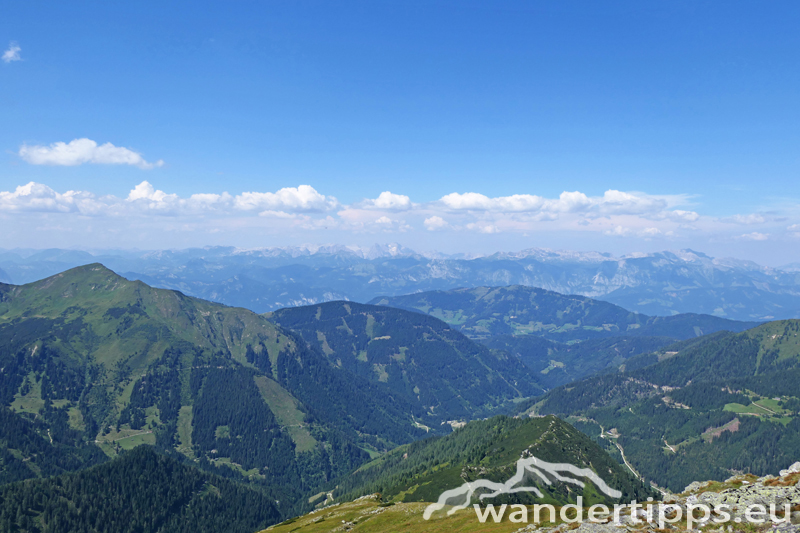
[522,463,800,533]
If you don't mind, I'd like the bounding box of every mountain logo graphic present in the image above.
[423,455,622,520]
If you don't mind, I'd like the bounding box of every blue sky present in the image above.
[2,1,799,264]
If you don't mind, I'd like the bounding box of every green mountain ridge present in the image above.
[269,301,543,420]
[369,285,759,341]
[0,264,430,500]
[530,319,800,491]
[330,415,655,508]
[480,335,676,389]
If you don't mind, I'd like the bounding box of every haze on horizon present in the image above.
[2,1,799,266]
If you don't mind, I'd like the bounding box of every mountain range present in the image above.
[529,319,800,492]
[1,261,798,532]
[269,301,541,420]
[0,264,437,506]
[2,246,800,320]
[369,285,758,341]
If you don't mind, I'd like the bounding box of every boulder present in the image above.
[780,462,800,477]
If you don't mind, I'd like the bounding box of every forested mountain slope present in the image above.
[0,446,282,533]
[529,320,800,491]
[269,302,542,419]
[0,264,431,500]
[331,415,654,508]
[480,335,675,389]
[369,286,759,341]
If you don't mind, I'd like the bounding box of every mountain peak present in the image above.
[27,262,131,290]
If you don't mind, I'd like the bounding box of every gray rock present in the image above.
[780,462,800,477]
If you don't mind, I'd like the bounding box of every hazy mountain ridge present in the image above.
[369,285,758,342]
[2,246,800,320]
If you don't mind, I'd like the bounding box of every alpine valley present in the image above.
[1,262,799,533]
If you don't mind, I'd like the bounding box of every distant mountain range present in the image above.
[1,246,800,320]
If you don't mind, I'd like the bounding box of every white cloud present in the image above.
[360,191,412,211]
[19,138,164,169]
[604,226,631,237]
[424,216,449,231]
[737,232,769,241]
[602,225,673,238]
[0,181,338,218]
[258,210,298,218]
[465,222,500,234]
[440,192,545,212]
[0,182,98,214]
[2,42,21,63]
[128,181,175,203]
[438,189,669,217]
[727,214,765,225]
[0,181,789,249]
[664,210,700,222]
[235,185,337,213]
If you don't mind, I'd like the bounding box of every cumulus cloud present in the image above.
[0,182,339,219]
[2,42,21,63]
[0,181,785,247]
[360,191,412,211]
[438,189,671,217]
[424,216,449,231]
[788,224,800,232]
[235,185,337,213]
[0,182,98,214]
[440,191,545,212]
[18,138,164,169]
[663,210,700,222]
